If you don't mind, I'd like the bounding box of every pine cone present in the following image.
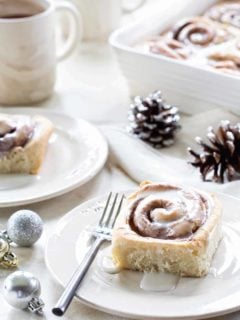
[127,90,180,148]
[188,120,240,183]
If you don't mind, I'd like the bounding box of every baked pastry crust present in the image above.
[112,181,222,277]
[0,114,53,174]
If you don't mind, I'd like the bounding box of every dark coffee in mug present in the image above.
[0,0,45,19]
[0,14,33,19]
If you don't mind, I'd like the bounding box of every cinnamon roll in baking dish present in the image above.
[205,1,240,28]
[112,181,222,277]
[169,17,232,47]
[0,114,53,174]
[144,1,240,75]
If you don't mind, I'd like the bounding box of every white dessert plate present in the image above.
[45,191,240,320]
[0,108,108,207]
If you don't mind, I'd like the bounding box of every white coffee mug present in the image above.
[0,0,81,105]
[71,0,145,40]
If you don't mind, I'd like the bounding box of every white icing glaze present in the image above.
[0,115,33,152]
[129,184,213,240]
[140,272,179,292]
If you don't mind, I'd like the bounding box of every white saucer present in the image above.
[0,108,108,207]
[45,192,240,320]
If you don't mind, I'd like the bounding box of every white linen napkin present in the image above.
[101,109,240,198]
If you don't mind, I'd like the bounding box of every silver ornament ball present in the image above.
[3,271,41,310]
[7,210,43,247]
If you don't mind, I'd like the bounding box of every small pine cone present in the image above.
[188,120,240,183]
[127,90,180,148]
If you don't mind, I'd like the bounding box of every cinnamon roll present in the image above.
[112,181,222,277]
[148,37,190,60]
[207,42,240,74]
[205,1,240,28]
[140,1,240,76]
[0,114,53,174]
[209,57,240,74]
[169,17,232,47]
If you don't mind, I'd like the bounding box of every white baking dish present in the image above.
[110,0,240,114]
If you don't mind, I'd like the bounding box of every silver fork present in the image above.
[52,192,124,317]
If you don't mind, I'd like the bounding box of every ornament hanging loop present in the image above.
[28,297,45,314]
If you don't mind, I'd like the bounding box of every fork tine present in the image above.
[111,194,124,228]
[99,192,112,226]
[104,193,118,227]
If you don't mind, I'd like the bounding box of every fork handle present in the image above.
[52,237,105,316]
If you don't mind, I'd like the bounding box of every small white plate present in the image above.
[0,108,108,207]
[45,192,240,320]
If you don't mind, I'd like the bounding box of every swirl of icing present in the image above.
[171,17,229,46]
[128,183,211,240]
[0,116,33,152]
[205,2,240,28]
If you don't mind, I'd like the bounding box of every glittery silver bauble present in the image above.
[3,271,44,313]
[7,210,43,247]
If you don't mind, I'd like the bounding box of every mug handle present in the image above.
[121,0,146,13]
[55,1,83,62]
